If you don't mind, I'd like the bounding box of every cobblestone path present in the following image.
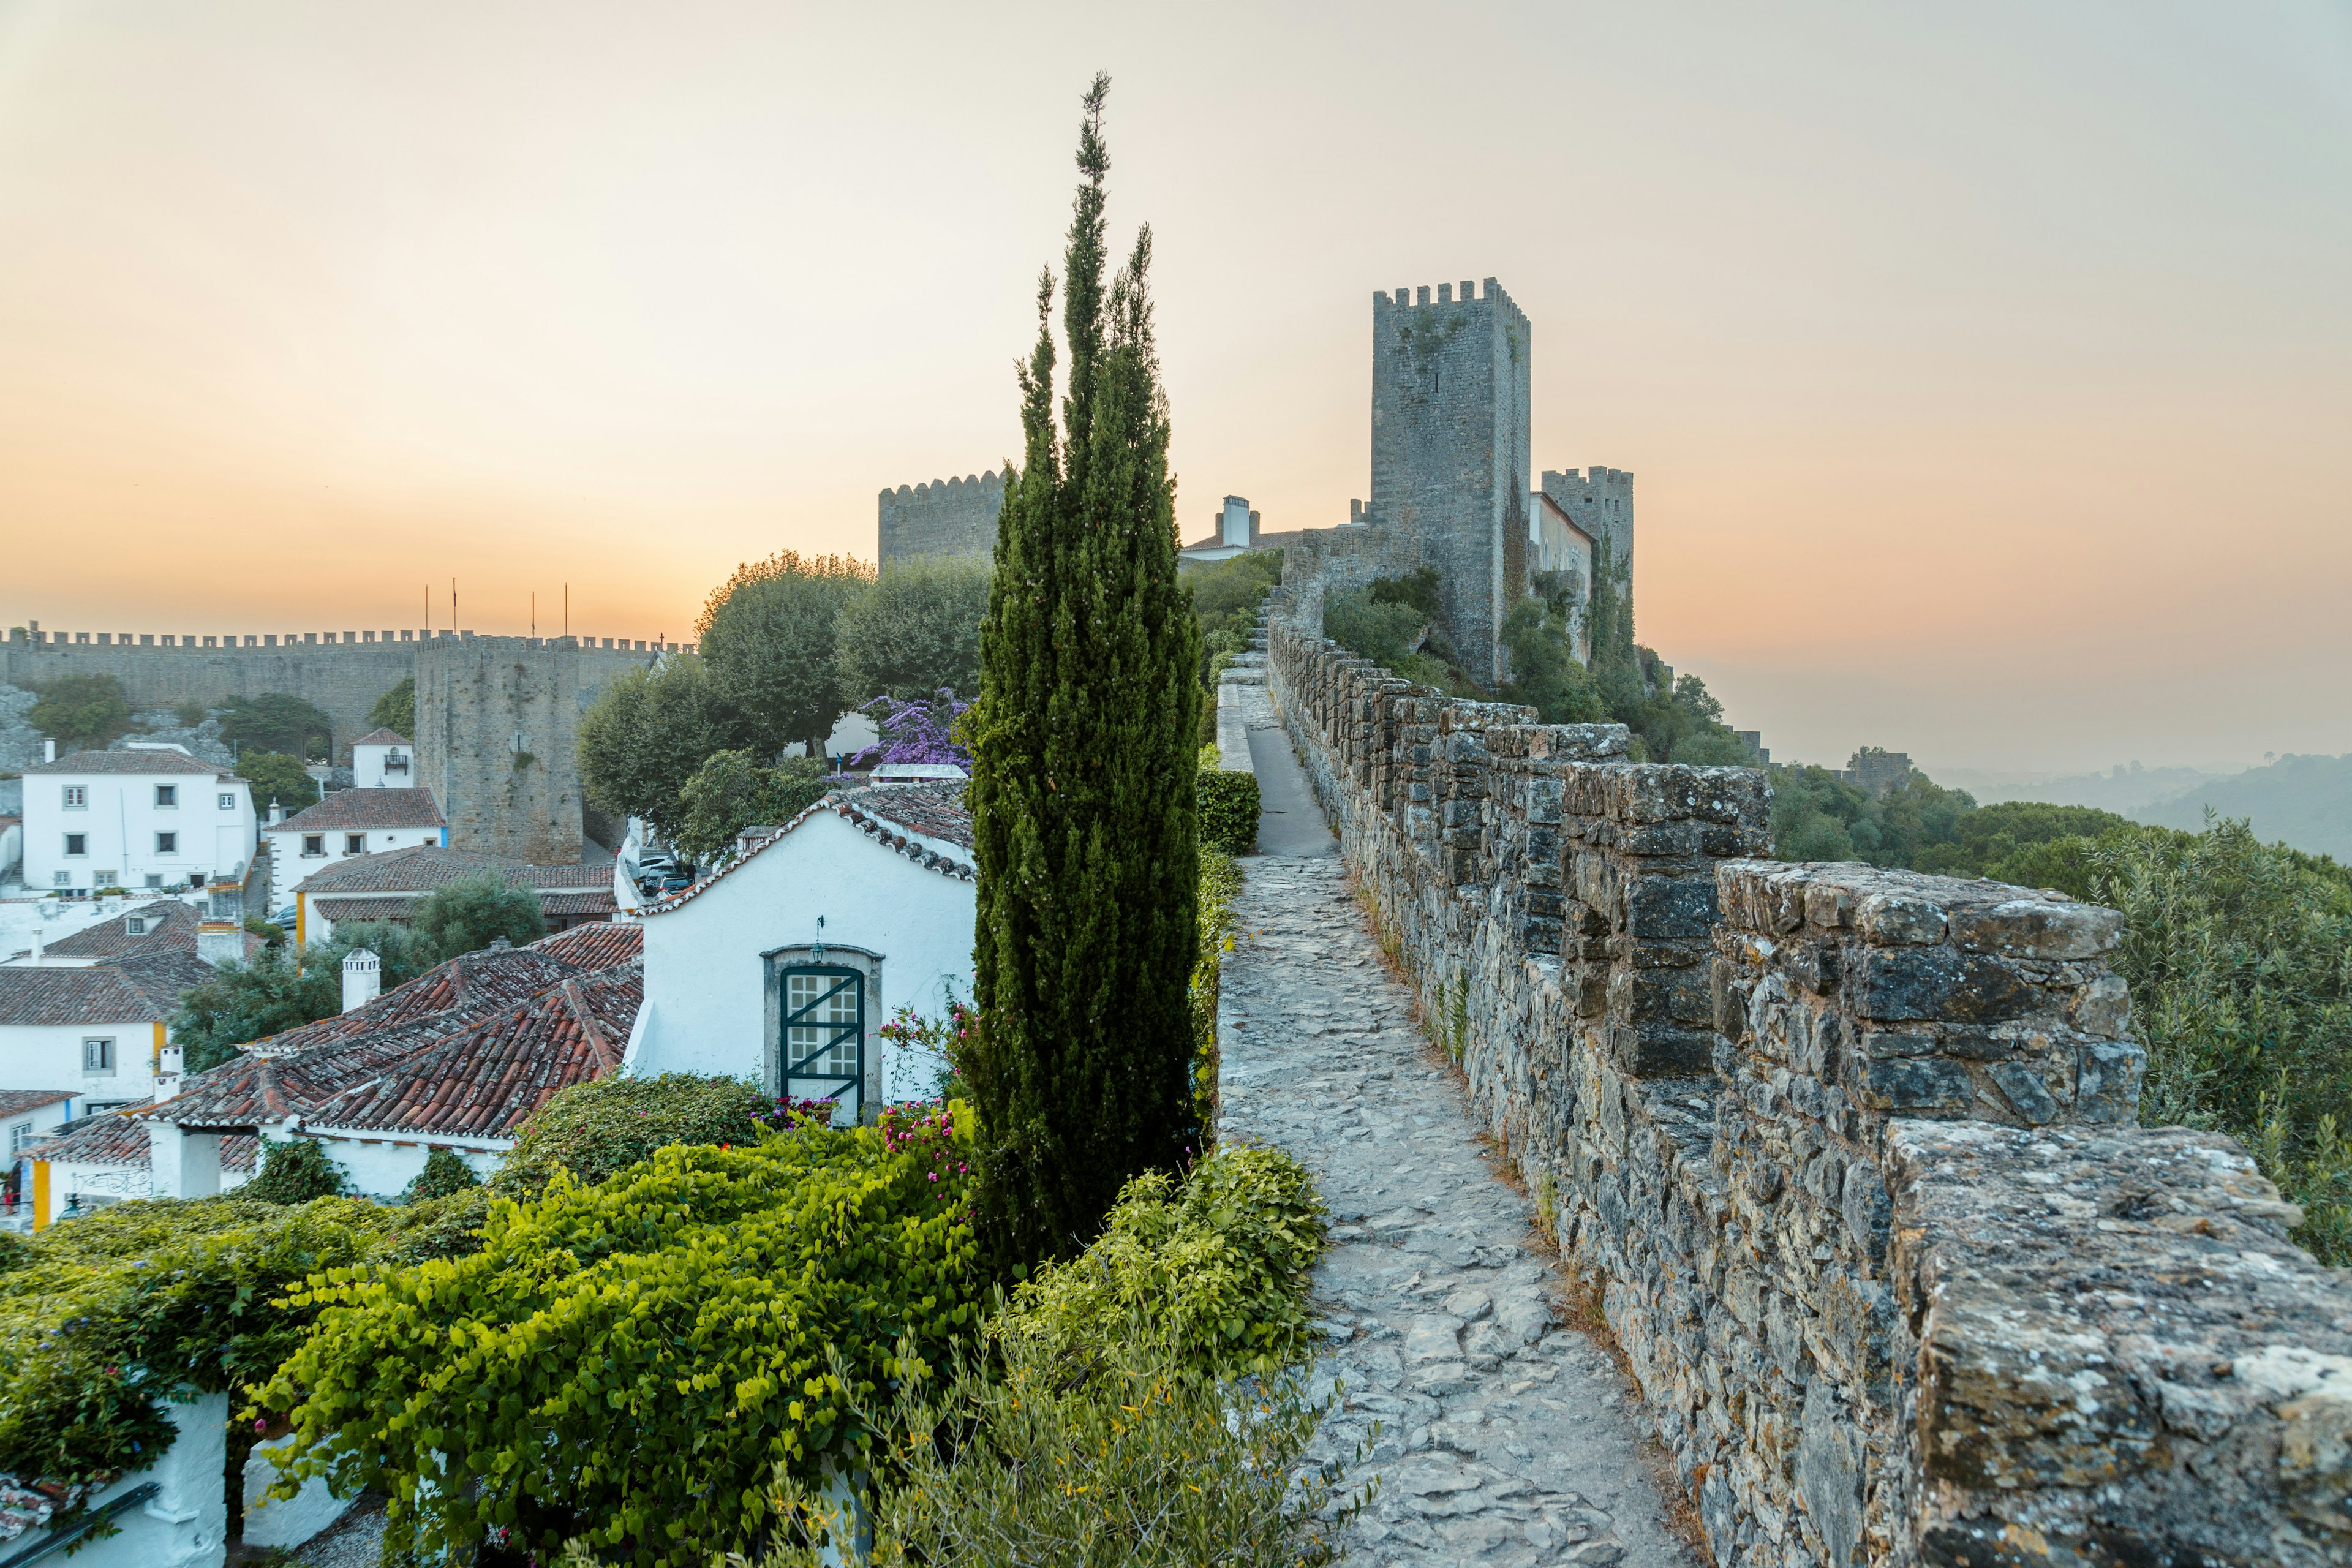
[1219,854,1695,1568]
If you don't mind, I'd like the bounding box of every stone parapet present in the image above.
[1264,611,2352,1567]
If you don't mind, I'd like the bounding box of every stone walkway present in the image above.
[1219,851,1694,1567]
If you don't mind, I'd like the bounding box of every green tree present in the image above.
[577,656,752,837]
[1911,800,2139,878]
[967,74,1204,1268]
[219,693,336,761]
[671,750,832,865]
[834,556,993,703]
[698,550,875,756]
[409,872,545,957]
[242,1137,353,1203]
[401,1146,480,1203]
[1498,597,1607,725]
[171,948,342,1071]
[322,919,441,987]
[238,750,320,816]
[29,674,132,753]
[368,676,415,737]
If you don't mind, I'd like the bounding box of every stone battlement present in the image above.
[878,469,1008,567]
[6,628,685,653]
[1264,602,2352,1566]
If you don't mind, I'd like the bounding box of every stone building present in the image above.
[877,470,1007,568]
[1539,466,1634,582]
[413,636,596,864]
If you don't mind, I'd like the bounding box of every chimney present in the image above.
[43,739,55,763]
[341,947,382,1012]
[197,921,244,968]
[29,929,42,963]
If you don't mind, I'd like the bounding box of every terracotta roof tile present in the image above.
[300,846,608,895]
[24,749,228,777]
[529,922,641,968]
[0,950,220,1026]
[350,728,411,747]
[36,902,266,965]
[24,1110,255,1172]
[645,783,973,916]
[0,1090,76,1118]
[268,788,446,833]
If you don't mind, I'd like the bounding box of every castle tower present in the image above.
[415,637,586,864]
[1540,467,1634,585]
[1366,279,1532,684]
[877,470,1009,569]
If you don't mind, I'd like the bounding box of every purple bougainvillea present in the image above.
[849,688,972,770]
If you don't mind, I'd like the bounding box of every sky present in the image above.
[2,1,2347,775]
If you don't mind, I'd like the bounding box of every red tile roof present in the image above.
[311,889,615,925]
[350,728,411,747]
[0,950,221,1026]
[23,1109,255,1172]
[529,922,641,968]
[267,788,446,833]
[23,748,228,777]
[0,1090,76,1118]
[304,963,640,1138]
[300,846,608,895]
[38,901,265,964]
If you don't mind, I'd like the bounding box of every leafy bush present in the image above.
[1191,848,1241,1139]
[1197,766,1259,856]
[256,1114,979,1567]
[995,1145,1325,1381]
[409,872,545,957]
[242,1138,352,1204]
[401,1147,480,1203]
[320,919,440,987]
[1498,596,1606,724]
[0,1196,398,1481]
[368,676,415,737]
[834,555,992,703]
[219,693,336,761]
[171,946,342,1071]
[669,750,831,865]
[579,657,754,839]
[1911,799,2141,878]
[737,1330,1366,1568]
[29,674,133,753]
[379,1185,491,1265]
[238,750,319,815]
[489,1072,777,1198]
[1768,764,1978,868]
[1185,549,1283,688]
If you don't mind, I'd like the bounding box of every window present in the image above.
[126,916,148,935]
[8,1121,33,1157]
[62,785,86,809]
[94,870,117,888]
[344,833,366,854]
[82,1038,115,1075]
[218,793,236,811]
[155,832,177,854]
[302,834,325,857]
[53,871,72,887]
[154,785,176,807]
[782,967,864,1115]
[63,833,86,857]
[144,875,162,888]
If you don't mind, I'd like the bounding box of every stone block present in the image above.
[1858,1058,1972,1114]
[1855,891,1947,946]
[1626,872,1719,940]
[1850,947,2038,1024]
[1948,898,2122,960]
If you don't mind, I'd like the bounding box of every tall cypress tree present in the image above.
[968,74,1203,1266]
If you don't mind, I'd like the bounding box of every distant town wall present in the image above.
[2,628,673,764]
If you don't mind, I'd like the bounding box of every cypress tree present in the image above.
[968,74,1203,1266]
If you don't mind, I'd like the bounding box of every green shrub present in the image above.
[490,1072,776,1198]
[409,872,545,958]
[1191,848,1241,1140]
[256,1112,979,1568]
[238,750,319,815]
[242,1136,352,1204]
[1197,766,1260,856]
[380,1185,491,1265]
[29,674,133,753]
[995,1145,1325,1381]
[0,1196,398,1481]
[368,676,415,737]
[401,1147,480,1203]
[734,1329,1366,1568]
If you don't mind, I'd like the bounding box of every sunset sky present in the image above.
[3,1,2346,775]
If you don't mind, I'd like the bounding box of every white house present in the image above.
[630,783,976,1120]
[263,788,449,906]
[21,745,256,895]
[292,845,614,944]
[5,1088,90,1221]
[1531,490,1598,664]
[350,726,416,789]
[0,949,218,1114]
[17,1110,254,1228]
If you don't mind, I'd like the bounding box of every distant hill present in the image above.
[2134,753,2352,861]
[1939,763,2226,816]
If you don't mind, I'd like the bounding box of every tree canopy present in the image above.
[409,872,545,957]
[835,556,992,703]
[29,674,132,753]
[577,656,752,837]
[669,750,831,865]
[697,550,875,756]
[368,676,415,737]
[219,693,336,761]
[238,750,319,816]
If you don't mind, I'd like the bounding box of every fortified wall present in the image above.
[2,627,672,764]
[878,470,1007,567]
[1265,602,2352,1566]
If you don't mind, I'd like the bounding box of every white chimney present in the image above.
[341,947,382,1012]
[43,739,55,763]
[197,921,244,968]
[29,929,42,963]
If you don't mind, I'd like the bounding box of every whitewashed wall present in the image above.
[31,1391,232,1568]
[0,1020,160,1102]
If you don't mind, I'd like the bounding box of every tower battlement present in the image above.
[1540,466,1635,576]
[878,469,1009,567]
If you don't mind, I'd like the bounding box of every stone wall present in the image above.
[2,630,662,764]
[877,470,1006,567]
[1267,611,2352,1567]
[1367,279,1531,685]
[414,637,593,864]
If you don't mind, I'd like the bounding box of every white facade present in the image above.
[298,1129,504,1199]
[0,1021,165,1109]
[265,819,448,906]
[21,748,255,895]
[4,1091,87,1164]
[632,810,975,1113]
[352,737,415,789]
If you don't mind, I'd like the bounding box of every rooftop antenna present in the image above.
[531,591,536,639]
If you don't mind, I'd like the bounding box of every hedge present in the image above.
[1197,767,1261,857]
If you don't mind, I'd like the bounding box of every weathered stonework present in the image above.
[876,470,1006,567]
[414,636,587,864]
[1267,606,2352,1567]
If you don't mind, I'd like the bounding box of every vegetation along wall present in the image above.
[1265,594,2352,1568]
